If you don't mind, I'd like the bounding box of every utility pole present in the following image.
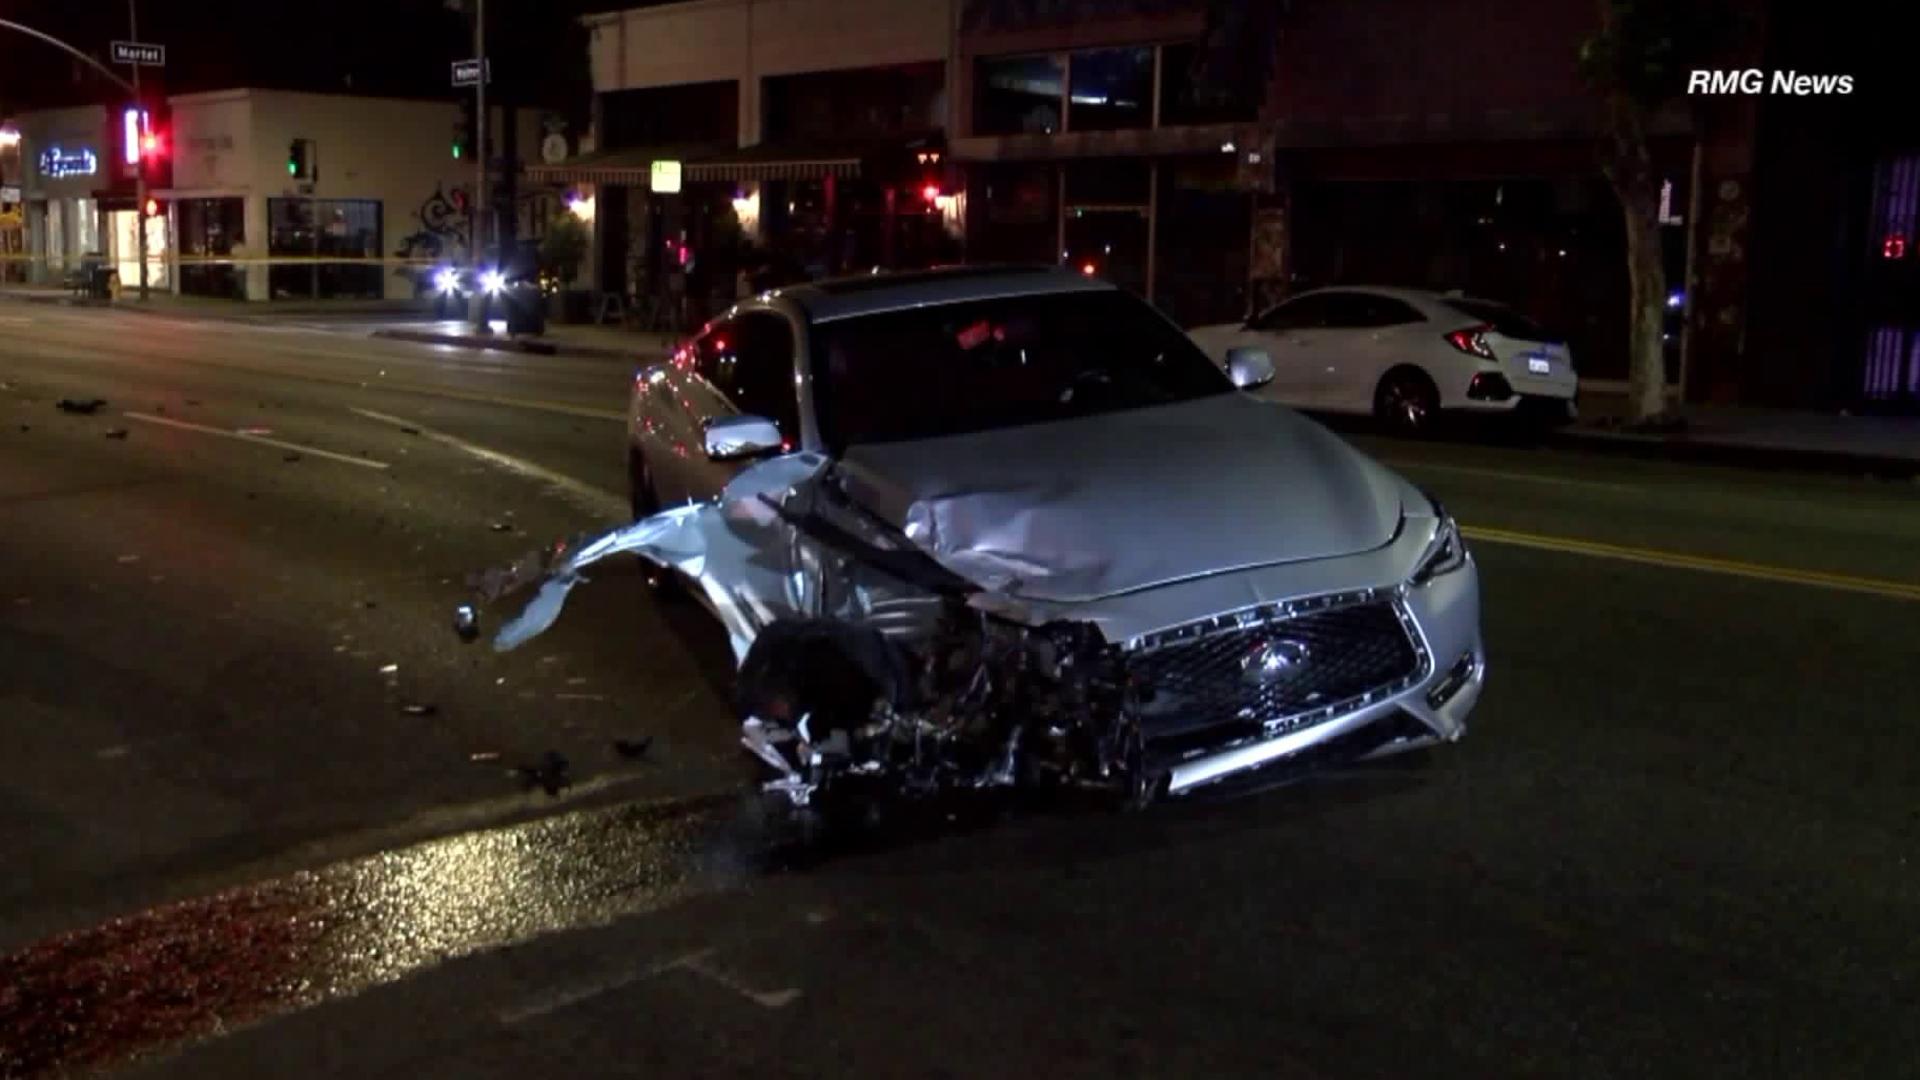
[129,0,148,302]
[472,0,489,332]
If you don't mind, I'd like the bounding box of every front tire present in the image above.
[1374,368,1441,437]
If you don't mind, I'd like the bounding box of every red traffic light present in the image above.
[922,184,941,202]
[144,198,159,216]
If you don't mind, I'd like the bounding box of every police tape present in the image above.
[0,253,452,267]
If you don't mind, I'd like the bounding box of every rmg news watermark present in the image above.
[1687,70,1853,95]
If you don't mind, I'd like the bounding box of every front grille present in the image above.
[1127,591,1428,747]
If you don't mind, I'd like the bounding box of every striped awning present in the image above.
[522,143,727,188]
[685,156,862,183]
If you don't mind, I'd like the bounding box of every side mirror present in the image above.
[703,414,785,461]
[1226,347,1276,390]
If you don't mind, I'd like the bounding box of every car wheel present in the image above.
[1374,368,1441,437]
[628,450,686,599]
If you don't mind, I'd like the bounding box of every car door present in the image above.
[676,309,803,503]
[1240,293,1338,405]
[1311,293,1429,413]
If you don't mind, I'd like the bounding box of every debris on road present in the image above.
[470,751,502,763]
[516,752,572,797]
[104,427,129,439]
[283,452,302,463]
[400,426,421,436]
[379,663,399,675]
[56,397,107,414]
[453,603,480,642]
[613,737,653,760]
[490,522,513,532]
[400,702,438,717]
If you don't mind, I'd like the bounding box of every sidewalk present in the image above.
[1558,392,1920,479]
[0,284,428,320]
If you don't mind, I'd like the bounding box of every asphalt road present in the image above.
[3,302,1918,1079]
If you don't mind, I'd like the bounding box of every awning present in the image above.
[523,143,727,187]
[684,133,945,184]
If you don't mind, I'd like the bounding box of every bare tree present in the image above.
[1579,0,1746,426]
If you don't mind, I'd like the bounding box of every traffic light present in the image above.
[287,138,312,180]
[453,99,473,160]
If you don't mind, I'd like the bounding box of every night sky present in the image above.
[0,0,628,116]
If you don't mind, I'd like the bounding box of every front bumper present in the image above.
[1146,556,1484,798]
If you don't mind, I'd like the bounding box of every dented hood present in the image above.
[836,394,1406,603]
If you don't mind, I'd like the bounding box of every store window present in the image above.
[179,197,246,299]
[974,55,1065,136]
[1157,43,1262,127]
[266,198,382,300]
[1067,47,1154,132]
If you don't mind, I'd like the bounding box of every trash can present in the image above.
[503,281,546,336]
[88,264,115,299]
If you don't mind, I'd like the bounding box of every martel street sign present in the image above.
[111,41,165,66]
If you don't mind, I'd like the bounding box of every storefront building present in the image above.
[158,89,540,301]
[540,0,962,327]
[952,3,1269,329]
[12,106,118,287]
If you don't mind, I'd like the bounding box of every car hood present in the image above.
[833,393,1408,604]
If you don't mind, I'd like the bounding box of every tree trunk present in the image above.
[1616,172,1669,423]
[1599,79,1673,426]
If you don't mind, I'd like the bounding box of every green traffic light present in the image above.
[287,160,296,176]
[452,143,462,159]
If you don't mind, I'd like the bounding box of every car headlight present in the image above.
[480,269,505,294]
[434,268,461,294]
[1412,512,1468,586]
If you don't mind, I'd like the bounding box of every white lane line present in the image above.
[350,406,626,520]
[497,948,719,1025]
[122,411,391,470]
[1382,459,1642,493]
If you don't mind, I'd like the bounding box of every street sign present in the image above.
[650,160,682,194]
[452,59,491,87]
[111,41,165,66]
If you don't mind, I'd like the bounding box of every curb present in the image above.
[1550,429,1920,481]
[372,328,645,362]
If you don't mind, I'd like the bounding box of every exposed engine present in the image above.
[733,609,1157,825]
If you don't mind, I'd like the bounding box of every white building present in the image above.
[161,88,542,301]
[11,90,542,302]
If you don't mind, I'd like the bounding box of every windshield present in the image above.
[809,290,1234,450]
[1442,298,1557,343]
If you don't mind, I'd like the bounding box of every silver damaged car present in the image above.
[477,266,1485,821]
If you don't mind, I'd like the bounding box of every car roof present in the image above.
[775,264,1117,323]
[1286,284,1510,310]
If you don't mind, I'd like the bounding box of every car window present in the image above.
[729,312,803,439]
[1364,296,1427,326]
[691,314,801,440]
[1319,292,1380,329]
[1250,294,1334,332]
[811,290,1233,449]
[1442,299,1555,342]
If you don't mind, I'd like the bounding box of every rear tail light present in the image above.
[1444,325,1496,359]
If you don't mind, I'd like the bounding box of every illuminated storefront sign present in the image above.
[38,146,99,179]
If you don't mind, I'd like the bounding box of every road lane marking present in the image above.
[1463,525,1920,603]
[122,412,391,470]
[350,407,626,519]
[497,948,719,1024]
[1384,460,1643,493]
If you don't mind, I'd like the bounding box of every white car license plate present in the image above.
[1528,356,1552,374]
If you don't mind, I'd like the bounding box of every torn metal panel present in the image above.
[480,454,954,665]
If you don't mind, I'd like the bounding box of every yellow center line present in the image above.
[1462,525,1920,603]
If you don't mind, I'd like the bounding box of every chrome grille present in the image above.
[1126,590,1429,744]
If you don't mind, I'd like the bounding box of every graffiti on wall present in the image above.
[393,183,474,286]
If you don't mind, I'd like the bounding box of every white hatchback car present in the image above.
[1190,286,1580,434]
